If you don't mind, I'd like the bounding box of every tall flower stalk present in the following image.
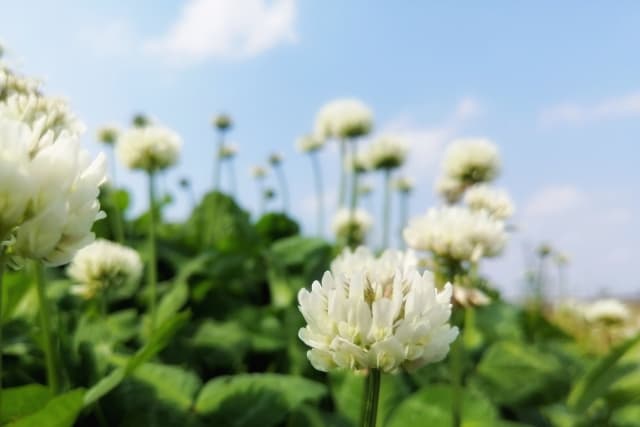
[361,369,381,427]
[251,166,268,216]
[310,151,324,235]
[35,262,60,393]
[338,138,347,207]
[0,247,6,407]
[394,177,413,249]
[147,171,158,333]
[269,153,289,213]
[212,114,232,192]
[381,168,391,248]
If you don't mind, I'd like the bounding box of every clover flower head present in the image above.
[298,247,458,373]
[314,98,373,140]
[442,138,500,186]
[464,184,515,220]
[117,125,182,172]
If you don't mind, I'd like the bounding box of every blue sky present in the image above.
[2,1,639,299]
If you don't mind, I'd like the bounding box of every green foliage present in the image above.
[7,389,85,427]
[255,212,300,243]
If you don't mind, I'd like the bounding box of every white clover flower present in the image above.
[117,125,181,172]
[96,124,119,146]
[0,93,85,141]
[268,152,282,166]
[251,165,267,179]
[366,135,408,171]
[435,175,466,204]
[314,98,373,140]
[584,299,631,325]
[452,285,491,308]
[0,66,41,101]
[464,184,515,220]
[12,132,107,267]
[0,118,36,239]
[332,208,373,245]
[219,143,238,159]
[67,239,142,299]
[403,206,507,262]
[343,150,371,174]
[442,138,500,185]
[298,249,458,373]
[393,177,414,194]
[296,134,325,153]
[330,246,418,284]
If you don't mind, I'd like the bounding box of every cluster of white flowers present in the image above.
[0,116,106,267]
[251,165,267,179]
[403,206,507,262]
[365,135,408,171]
[314,98,373,140]
[343,150,371,174]
[296,134,325,153]
[435,138,500,202]
[298,247,458,373]
[464,184,515,220]
[0,94,85,140]
[452,285,491,308]
[67,239,143,299]
[582,299,631,325]
[117,125,182,172]
[332,208,373,245]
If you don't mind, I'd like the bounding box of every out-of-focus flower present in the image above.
[584,299,631,325]
[332,208,373,245]
[435,176,466,204]
[366,135,408,171]
[96,125,119,146]
[67,239,142,299]
[12,131,107,267]
[178,177,191,189]
[344,151,371,174]
[464,184,514,220]
[251,165,267,179]
[393,177,414,194]
[403,206,507,262]
[0,118,35,239]
[358,182,374,197]
[330,246,417,283]
[117,125,182,172]
[0,94,85,140]
[219,143,238,159]
[0,66,41,101]
[132,114,149,128]
[268,152,282,166]
[452,285,491,308]
[296,134,325,153]
[264,188,276,200]
[298,247,458,373]
[314,98,373,140]
[442,138,500,186]
[213,113,232,131]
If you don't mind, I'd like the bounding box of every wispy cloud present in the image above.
[540,91,640,126]
[523,185,586,218]
[144,0,297,65]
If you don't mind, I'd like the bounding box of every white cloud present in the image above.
[144,0,297,64]
[523,185,586,218]
[540,91,640,126]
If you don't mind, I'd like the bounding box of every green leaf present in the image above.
[475,340,570,406]
[84,312,190,406]
[191,320,251,369]
[385,384,499,427]
[194,373,326,427]
[8,389,84,427]
[131,363,202,411]
[568,333,640,412]
[1,385,52,424]
[611,405,640,427]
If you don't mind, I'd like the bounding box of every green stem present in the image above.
[381,169,391,249]
[338,139,347,207]
[35,262,60,393]
[451,338,463,427]
[213,131,224,192]
[107,186,125,244]
[256,178,265,216]
[228,158,236,198]
[275,165,289,213]
[0,248,6,412]
[147,171,158,334]
[360,369,381,427]
[310,152,324,236]
[347,139,359,248]
[398,192,408,249]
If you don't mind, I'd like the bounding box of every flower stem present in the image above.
[451,338,463,427]
[106,186,125,244]
[398,191,408,249]
[35,262,60,394]
[360,368,381,427]
[310,152,324,236]
[228,158,237,198]
[338,139,347,207]
[0,248,6,411]
[147,171,158,334]
[381,169,391,249]
[274,165,289,213]
[256,178,265,216]
[213,131,224,192]
[347,139,359,248]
